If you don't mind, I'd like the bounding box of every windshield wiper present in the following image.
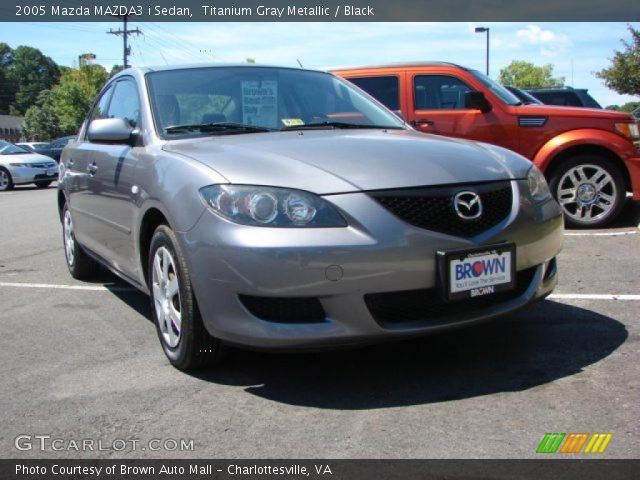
[281,121,402,131]
[165,122,276,135]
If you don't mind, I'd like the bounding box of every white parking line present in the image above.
[564,231,637,237]
[0,282,137,292]
[0,282,638,301]
[549,294,640,301]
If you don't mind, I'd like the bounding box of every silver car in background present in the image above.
[58,65,563,370]
[0,141,59,191]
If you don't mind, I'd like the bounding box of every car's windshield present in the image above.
[0,141,30,155]
[469,70,521,106]
[147,66,406,136]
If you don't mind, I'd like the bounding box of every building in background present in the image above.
[0,115,24,142]
[78,53,96,67]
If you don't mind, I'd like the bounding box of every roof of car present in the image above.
[329,61,469,71]
[117,63,323,75]
[526,87,589,93]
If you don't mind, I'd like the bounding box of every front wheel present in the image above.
[148,225,225,370]
[549,155,626,228]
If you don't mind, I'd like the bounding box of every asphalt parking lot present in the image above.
[1,185,638,459]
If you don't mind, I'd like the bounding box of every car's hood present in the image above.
[515,104,634,121]
[0,152,56,164]
[162,129,528,194]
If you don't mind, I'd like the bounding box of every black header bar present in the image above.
[1,0,639,22]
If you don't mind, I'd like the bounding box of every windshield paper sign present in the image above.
[242,80,278,128]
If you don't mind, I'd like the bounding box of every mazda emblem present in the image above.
[453,191,483,220]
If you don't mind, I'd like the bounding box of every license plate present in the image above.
[46,169,55,176]
[437,244,516,302]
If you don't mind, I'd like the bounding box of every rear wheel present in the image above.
[35,181,52,189]
[62,203,100,279]
[148,224,225,370]
[0,168,13,191]
[549,155,626,228]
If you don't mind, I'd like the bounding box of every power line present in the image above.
[107,15,142,68]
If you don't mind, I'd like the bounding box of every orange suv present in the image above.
[332,62,640,227]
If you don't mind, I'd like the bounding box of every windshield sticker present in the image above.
[242,80,278,128]
[281,118,304,127]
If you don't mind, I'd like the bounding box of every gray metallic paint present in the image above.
[58,65,564,348]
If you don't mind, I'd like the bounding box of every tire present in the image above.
[35,181,52,189]
[0,167,14,191]
[148,224,225,370]
[62,203,100,279]
[549,155,626,228]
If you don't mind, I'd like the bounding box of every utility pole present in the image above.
[108,15,142,69]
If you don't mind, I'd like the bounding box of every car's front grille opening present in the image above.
[364,267,537,326]
[369,181,513,238]
[239,295,326,324]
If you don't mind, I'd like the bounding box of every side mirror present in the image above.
[464,91,492,113]
[87,118,136,144]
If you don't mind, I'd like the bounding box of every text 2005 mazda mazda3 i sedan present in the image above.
[57,65,563,370]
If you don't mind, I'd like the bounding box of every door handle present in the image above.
[411,119,435,127]
[87,162,98,175]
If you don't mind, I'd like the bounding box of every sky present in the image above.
[1,21,638,107]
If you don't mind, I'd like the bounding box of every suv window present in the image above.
[348,76,400,111]
[414,75,472,110]
[534,91,582,107]
[107,80,141,127]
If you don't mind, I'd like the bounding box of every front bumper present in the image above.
[626,155,640,200]
[181,180,564,349]
[10,165,59,185]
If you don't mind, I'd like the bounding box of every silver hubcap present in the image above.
[63,210,75,267]
[557,164,617,223]
[0,171,8,190]
[152,247,182,348]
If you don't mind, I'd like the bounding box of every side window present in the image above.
[90,85,113,121]
[413,75,473,110]
[348,76,400,111]
[107,80,141,128]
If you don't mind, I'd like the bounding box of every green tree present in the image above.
[23,90,61,140]
[0,42,16,114]
[6,46,60,115]
[597,26,640,96]
[498,60,565,89]
[51,64,108,134]
[605,101,640,113]
[109,65,124,77]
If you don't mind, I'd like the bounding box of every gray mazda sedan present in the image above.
[58,65,563,370]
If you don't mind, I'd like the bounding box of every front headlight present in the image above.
[527,166,552,203]
[199,185,347,227]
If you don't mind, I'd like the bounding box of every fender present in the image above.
[533,128,634,172]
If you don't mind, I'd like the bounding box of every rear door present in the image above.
[406,73,499,145]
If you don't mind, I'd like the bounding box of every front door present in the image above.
[407,74,499,146]
[82,78,142,280]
